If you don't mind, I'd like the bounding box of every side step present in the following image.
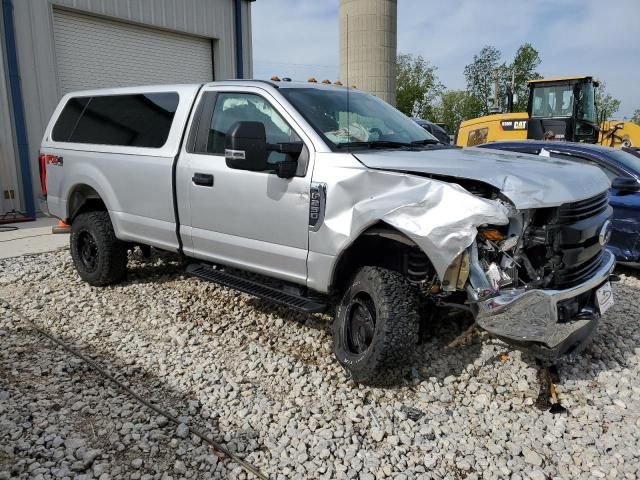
[186,264,327,314]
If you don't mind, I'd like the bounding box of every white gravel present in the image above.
[1,249,640,479]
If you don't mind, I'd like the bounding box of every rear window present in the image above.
[51,92,179,148]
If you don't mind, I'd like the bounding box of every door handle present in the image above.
[192,173,214,187]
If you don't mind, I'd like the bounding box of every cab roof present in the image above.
[204,79,351,91]
[528,75,594,84]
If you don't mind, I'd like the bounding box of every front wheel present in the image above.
[332,266,421,384]
[70,211,128,286]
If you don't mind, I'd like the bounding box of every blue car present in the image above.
[477,141,640,264]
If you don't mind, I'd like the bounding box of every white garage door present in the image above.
[52,9,213,94]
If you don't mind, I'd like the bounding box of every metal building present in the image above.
[0,0,253,219]
[339,0,397,106]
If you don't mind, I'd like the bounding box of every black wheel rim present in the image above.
[77,230,99,272]
[345,293,376,354]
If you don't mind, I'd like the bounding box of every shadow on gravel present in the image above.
[119,251,488,386]
[1,321,260,479]
[615,263,640,277]
[242,295,486,385]
[412,309,484,380]
[245,297,332,331]
[542,274,639,384]
[118,250,185,287]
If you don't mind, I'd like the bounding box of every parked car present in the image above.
[477,141,640,264]
[412,117,450,144]
[41,81,615,383]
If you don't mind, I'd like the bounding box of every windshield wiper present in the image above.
[335,140,415,150]
[411,139,441,145]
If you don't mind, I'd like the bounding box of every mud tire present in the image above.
[333,266,420,385]
[70,211,127,286]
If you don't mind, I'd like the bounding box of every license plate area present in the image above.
[595,282,614,314]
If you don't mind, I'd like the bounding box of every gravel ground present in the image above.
[1,248,639,480]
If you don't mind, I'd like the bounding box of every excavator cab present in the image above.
[526,76,599,143]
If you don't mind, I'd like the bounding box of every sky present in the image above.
[251,0,640,118]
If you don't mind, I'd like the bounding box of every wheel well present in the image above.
[330,223,436,294]
[67,184,107,223]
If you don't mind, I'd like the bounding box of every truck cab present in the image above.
[526,76,599,143]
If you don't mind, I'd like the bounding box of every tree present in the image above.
[596,81,621,123]
[464,44,542,115]
[463,46,501,116]
[434,90,484,133]
[501,43,542,112]
[396,53,443,119]
[632,109,640,125]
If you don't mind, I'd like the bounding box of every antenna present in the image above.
[346,13,350,152]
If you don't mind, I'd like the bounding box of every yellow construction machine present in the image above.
[455,76,640,148]
[599,120,640,149]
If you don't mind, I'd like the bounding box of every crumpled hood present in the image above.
[354,146,610,209]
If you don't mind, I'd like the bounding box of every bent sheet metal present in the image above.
[309,155,511,279]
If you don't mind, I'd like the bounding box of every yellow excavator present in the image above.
[455,75,640,149]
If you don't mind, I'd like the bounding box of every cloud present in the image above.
[251,0,640,117]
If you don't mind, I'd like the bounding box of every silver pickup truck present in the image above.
[41,80,615,384]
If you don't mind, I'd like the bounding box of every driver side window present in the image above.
[206,92,300,165]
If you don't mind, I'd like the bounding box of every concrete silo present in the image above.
[339,0,397,105]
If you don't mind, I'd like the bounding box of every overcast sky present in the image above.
[252,0,639,118]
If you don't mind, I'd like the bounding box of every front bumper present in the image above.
[475,250,616,360]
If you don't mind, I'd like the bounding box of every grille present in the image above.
[554,250,607,289]
[541,189,611,289]
[556,191,609,223]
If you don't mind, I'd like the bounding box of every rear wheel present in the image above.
[333,266,420,384]
[70,211,127,286]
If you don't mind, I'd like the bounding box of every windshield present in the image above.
[279,87,437,149]
[531,84,574,118]
[576,82,596,124]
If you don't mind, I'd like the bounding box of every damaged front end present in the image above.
[458,195,616,360]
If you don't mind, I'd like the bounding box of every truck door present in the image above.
[178,87,314,285]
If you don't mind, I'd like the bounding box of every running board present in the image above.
[186,264,327,314]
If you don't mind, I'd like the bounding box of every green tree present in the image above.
[596,81,621,123]
[463,46,501,115]
[464,44,542,115]
[501,43,542,112]
[434,90,484,133]
[396,53,443,119]
[632,109,640,125]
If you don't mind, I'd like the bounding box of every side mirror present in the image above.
[611,176,640,193]
[269,142,304,179]
[225,121,268,171]
[275,160,298,179]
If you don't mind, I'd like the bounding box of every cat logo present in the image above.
[500,119,528,131]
